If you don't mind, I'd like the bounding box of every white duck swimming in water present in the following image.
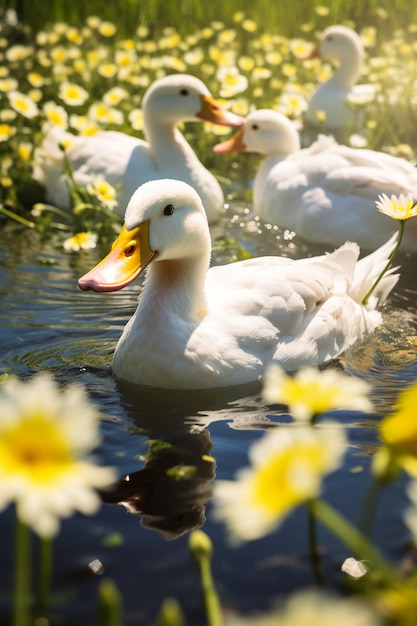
[78,179,399,391]
[302,25,375,138]
[214,109,417,250]
[34,74,243,222]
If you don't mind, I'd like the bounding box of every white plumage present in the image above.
[214,109,417,250]
[303,25,375,137]
[78,179,399,390]
[34,74,243,222]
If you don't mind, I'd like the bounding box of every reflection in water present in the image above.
[0,215,416,624]
[100,424,215,540]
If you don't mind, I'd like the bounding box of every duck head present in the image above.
[301,25,364,64]
[214,109,300,157]
[78,179,210,292]
[142,73,244,128]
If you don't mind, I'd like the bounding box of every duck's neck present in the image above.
[144,118,200,171]
[329,49,362,88]
[139,253,210,323]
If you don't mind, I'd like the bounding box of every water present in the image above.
[0,207,416,625]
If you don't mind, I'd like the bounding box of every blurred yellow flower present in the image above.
[375,193,417,221]
[225,589,382,626]
[213,423,346,541]
[242,19,257,33]
[43,101,68,127]
[263,365,373,421]
[217,66,248,97]
[315,5,330,15]
[160,33,181,49]
[238,56,255,72]
[115,50,136,67]
[315,109,327,123]
[134,25,147,38]
[252,67,272,80]
[86,15,101,29]
[217,29,236,45]
[201,27,214,39]
[289,38,315,58]
[53,21,67,35]
[66,27,82,44]
[27,72,46,88]
[0,374,115,537]
[50,46,68,63]
[86,178,117,210]
[28,89,42,103]
[233,11,245,23]
[128,108,144,132]
[63,231,98,251]
[87,103,123,126]
[377,382,417,475]
[5,44,33,62]
[184,48,204,66]
[265,51,283,65]
[282,63,297,78]
[0,77,18,92]
[17,142,32,161]
[59,82,89,106]
[98,21,116,37]
[103,86,128,106]
[8,91,39,119]
[98,63,118,78]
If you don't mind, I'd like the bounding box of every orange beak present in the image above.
[78,222,157,292]
[213,127,247,154]
[299,44,321,60]
[196,95,244,126]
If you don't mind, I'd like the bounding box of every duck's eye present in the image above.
[124,244,136,257]
[251,123,259,131]
[163,204,175,216]
[326,35,334,42]
[179,88,189,96]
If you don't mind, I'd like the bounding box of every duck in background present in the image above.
[300,25,375,141]
[34,74,243,222]
[214,109,417,250]
[78,178,399,391]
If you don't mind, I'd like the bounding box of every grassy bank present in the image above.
[4,0,417,37]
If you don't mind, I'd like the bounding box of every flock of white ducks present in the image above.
[214,108,417,250]
[34,74,243,222]
[33,24,416,390]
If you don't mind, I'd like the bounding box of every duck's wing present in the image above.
[322,145,417,198]
[205,245,361,372]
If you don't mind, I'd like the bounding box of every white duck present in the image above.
[34,74,243,222]
[214,109,417,250]
[302,25,375,137]
[78,178,399,391]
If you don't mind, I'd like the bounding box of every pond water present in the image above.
[0,202,416,625]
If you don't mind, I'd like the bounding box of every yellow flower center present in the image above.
[0,416,73,482]
[251,442,324,514]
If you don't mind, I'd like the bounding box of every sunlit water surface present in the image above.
[0,204,416,625]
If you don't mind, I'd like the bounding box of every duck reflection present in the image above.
[100,383,220,540]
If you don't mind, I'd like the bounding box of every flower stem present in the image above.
[0,206,35,229]
[14,518,31,626]
[307,503,326,586]
[189,531,223,626]
[362,221,404,306]
[359,477,385,539]
[36,537,52,619]
[310,499,397,586]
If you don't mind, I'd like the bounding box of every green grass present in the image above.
[4,0,417,37]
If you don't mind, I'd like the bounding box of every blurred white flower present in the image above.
[0,374,115,537]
